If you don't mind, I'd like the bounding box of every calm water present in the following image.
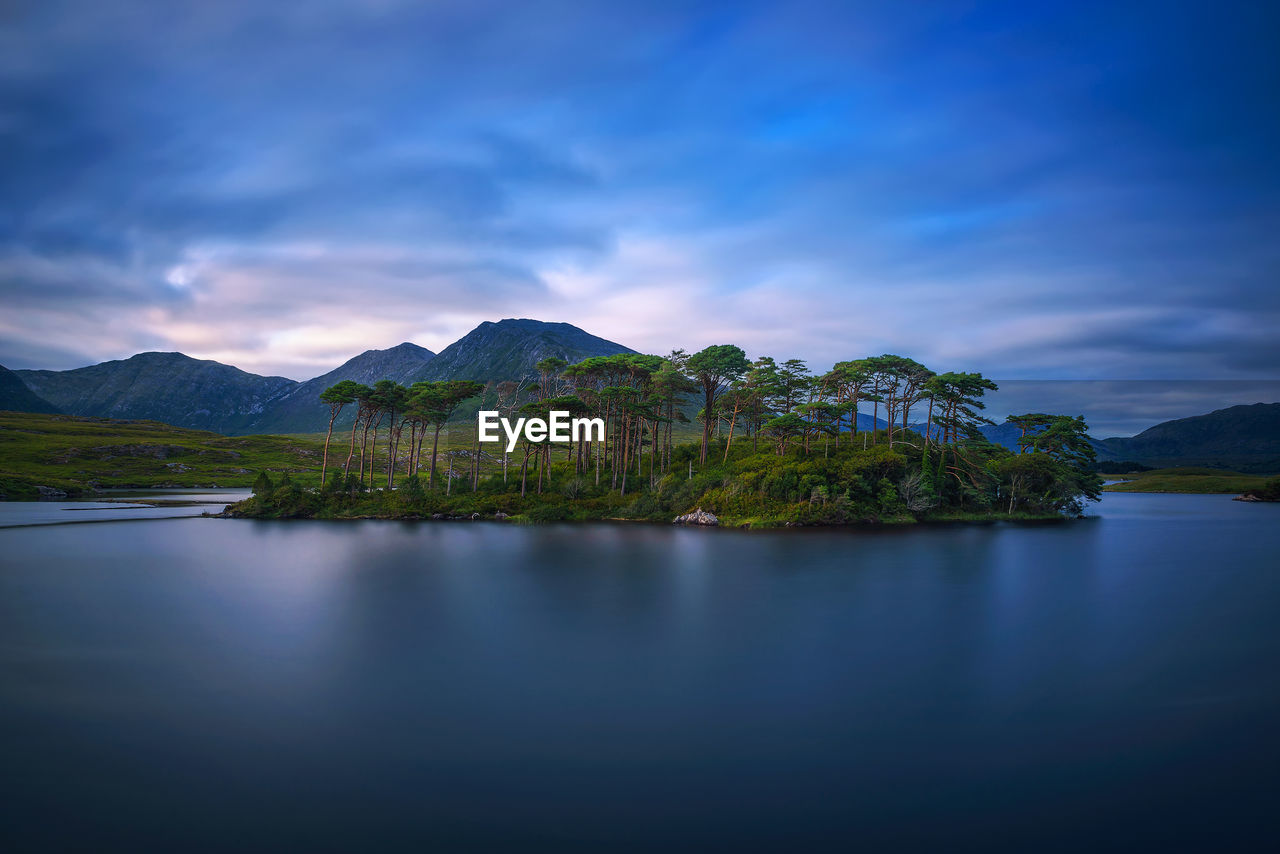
[0,489,250,528]
[1,494,1277,851]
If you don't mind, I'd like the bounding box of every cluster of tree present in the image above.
[317,378,485,493]
[299,345,1101,522]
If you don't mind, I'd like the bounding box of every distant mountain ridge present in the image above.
[1094,403,1280,473]
[9,319,633,435]
[16,352,296,434]
[5,325,1276,471]
[245,342,436,434]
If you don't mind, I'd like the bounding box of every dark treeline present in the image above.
[241,345,1102,525]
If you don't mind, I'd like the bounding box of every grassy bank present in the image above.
[0,411,327,499]
[1102,467,1275,494]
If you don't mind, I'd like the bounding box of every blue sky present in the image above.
[2,0,1277,392]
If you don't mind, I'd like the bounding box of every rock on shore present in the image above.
[674,507,719,526]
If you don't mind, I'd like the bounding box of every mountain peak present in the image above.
[424,319,634,381]
[351,341,434,359]
[332,342,435,374]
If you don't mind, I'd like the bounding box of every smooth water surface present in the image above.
[0,489,249,528]
[1,494,1277,850]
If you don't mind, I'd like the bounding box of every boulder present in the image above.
[36,485,68,500]
[673,507,719,526]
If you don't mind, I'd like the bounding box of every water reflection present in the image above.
[0,494,1277,850]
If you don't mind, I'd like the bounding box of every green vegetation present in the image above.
[1102,467,1275,494]
[1243,476,1280,501]
[233,347,1103,526]
[1095,460,1154,474]
[0,411,325,499]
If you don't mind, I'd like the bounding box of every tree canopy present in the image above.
[290,341,1099,526]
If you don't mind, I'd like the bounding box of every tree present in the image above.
[775,358,812,413]
[340,384,374,486]
[687,344,750,466]
[535,357,570,400]
[415,380,485,491]
[1006,413,1057,454]
[651,358,697,471]
[999,414,1102,515]
[370,380,410,490]
[861,355,932,448]
[742,357,781,451]
[795,400,842,455]
[319,380,363,487]
[252,470,274,496]
[763,412,805,456]
[494,378,534,481]
[820,359,872,445]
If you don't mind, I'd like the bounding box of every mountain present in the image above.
[966,403,1280,473]
[1096,403,1280,473]
[246,342,435,434]
[0,364,59,413]
[422,319,634,381]
[10,320,629,435]
[16,352,297,434]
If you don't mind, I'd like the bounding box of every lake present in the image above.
[1,494,1277,850]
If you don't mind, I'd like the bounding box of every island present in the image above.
[228,347,1102,527]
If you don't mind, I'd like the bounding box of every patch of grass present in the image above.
[1102,467,1273,494]
[0,411,327,499]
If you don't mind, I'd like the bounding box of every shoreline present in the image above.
[220,503,1074,530]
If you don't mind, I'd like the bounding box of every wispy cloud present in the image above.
[1,0,1276,385]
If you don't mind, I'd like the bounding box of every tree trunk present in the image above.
[386,423,396,490]
[614,417,624,496]
[344,412,361,477]
[722,402,739,463]
[650,415,658,487]
[429,423,443,490]
[321,406,339,486]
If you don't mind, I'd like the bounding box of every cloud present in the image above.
[0,0,1276,393]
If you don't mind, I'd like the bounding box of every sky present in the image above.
[2,0,1278,400]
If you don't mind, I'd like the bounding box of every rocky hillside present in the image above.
[245,342,435,434]
[422,319,634,381]
[0,364,59,413]
[1097,403,1280,473]
[17,352,297,434]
